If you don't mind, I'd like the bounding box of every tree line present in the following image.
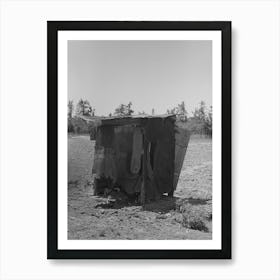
[68,99,212,137]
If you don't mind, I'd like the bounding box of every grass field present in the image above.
[68,135,212,240]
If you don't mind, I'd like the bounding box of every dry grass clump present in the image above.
[176,200,210,232]
[182,211,208,232]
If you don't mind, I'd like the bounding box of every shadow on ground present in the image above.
[95,194,210,214]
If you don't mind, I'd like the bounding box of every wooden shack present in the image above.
[90,115,190,203]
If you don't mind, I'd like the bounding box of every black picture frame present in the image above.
[47,21,231,259]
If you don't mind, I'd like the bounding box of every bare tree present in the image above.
[68,100,74,119]
[204,105,212,136]
[177,101,188,122]
[114,102,134,116]
[193,101,206,121]
[76,99,94,116]
[166,101,188,121]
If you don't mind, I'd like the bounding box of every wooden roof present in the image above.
[78,114,176,126]
[100,114,176,126]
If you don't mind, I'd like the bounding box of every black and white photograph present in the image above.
[48,21,231,259]
[68,40,213,239]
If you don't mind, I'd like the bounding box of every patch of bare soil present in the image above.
[68,135,212,240]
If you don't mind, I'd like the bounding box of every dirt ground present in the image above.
[68,135,212,240]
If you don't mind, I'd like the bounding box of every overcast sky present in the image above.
[68,40,212,116]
